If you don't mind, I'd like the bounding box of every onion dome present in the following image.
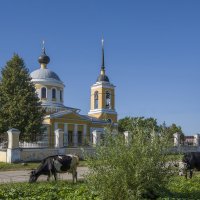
[30,42,63,85]
[38,47,50,64]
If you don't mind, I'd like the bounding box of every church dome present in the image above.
[30,68,61,82]
[38,53,50,64]
[97,74,110,82]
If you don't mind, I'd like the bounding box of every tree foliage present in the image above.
[86,128,175,200]
[0,54,45,141]
[118,116,160,134]
[118,117,184,139]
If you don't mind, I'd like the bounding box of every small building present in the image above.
[184,136,194,146]
[30,40,118,147]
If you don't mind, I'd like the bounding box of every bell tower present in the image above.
[88,38,117,123]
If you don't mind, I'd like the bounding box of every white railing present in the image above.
[19,141,48,148]
[0,141,8,149]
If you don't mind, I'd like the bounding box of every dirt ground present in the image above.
[0,167,89,183]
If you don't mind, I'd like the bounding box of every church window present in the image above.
[41,87,47,99]
[94,91,98,109]
[106,91,111,109]
[52,88,56,99]
[60,90,63,101]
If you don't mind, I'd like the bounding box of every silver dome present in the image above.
[30,68,61,82]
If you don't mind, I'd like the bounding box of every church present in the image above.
[30,40,118,147]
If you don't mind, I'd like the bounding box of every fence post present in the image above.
[194,134,200,146]
[92,130,101,146]
[7,128,21,163]
[173,132,180,147]
[55,129,64,148]
[124,131,131,144]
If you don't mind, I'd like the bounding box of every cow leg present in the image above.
[47,170,53,181]
[184,169,188,179]
[47,174,51,181]
[75,171,77,183]
[189,170,193,179]
[53,172,58,181]
[72,169,77,183]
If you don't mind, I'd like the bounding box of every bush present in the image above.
[86,128,175,200]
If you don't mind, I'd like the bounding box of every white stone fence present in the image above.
[0,128,96,163]
[1,128,200,163]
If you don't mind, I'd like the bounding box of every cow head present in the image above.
[29,170,38,183]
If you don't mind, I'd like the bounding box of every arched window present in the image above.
[60,90,63,101]
[41,87,47,99]
[94,91,98,109]
[52,88,56,99]
[106,91,111,109]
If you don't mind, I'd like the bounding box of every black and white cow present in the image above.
[181,152,200,179]
[29,154,79,183]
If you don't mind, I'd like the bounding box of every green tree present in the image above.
[161,123,184,143]
[86,128,174,200]
[0,54,45,141]
[118,116,160,134]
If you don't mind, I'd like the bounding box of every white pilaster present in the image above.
[47,88,51,101]
[64,123,68,146]
[73,124,78,147]
[173,132,180,147]
[56,88,59,103]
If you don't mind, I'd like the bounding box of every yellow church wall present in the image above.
[78,125,83,132]
[58,123,64,130]
[68,124,74,132]
[91,87,115,110]
[91,87,103,109]
[43,118,51,125]
[89,113,117,123]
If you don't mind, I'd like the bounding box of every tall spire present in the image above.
[96,37,110,82]
[101,37,105,69]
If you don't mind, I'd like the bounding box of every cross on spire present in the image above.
[42,40,46,54]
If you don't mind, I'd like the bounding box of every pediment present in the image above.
[46,110,90,121]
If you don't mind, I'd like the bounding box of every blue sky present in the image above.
[0,1,199,135]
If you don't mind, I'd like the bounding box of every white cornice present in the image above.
[91,82,115,89]
[31,79,65,88]
[88,108,117,115]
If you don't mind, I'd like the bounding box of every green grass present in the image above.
[0,181,100,200]
[0,160,87,171]
[0,175,200,199]
[159,174,200,199]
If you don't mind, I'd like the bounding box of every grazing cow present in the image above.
[29,154,79,183]
[181,152,200,179]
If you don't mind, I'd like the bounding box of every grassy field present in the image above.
[0,181,98,200]
[0,175,200,199]
[0,160,87,171]
[159,174,200,199]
